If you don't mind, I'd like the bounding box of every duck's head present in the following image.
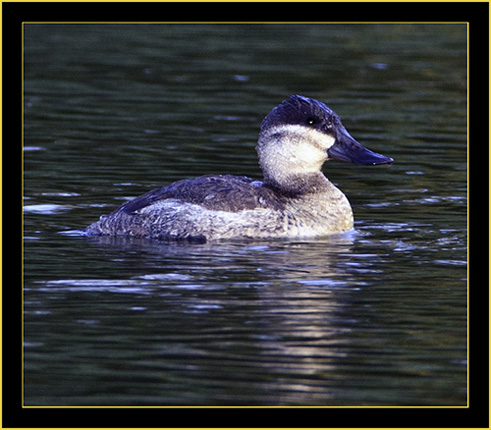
[256,95,393,192]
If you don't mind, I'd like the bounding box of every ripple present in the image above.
[37,278,154,294]
[23,204,71,214]
[433,259,467,266]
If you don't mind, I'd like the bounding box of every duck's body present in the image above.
[86,95,392,242]
[86,173,353,242]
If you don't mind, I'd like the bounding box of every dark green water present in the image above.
[23,23,467,406]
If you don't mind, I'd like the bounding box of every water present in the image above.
[23,24,467,406]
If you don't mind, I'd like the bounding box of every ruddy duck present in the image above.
[86,95,393,242]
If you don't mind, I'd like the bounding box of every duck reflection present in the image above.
[81,233,361,405]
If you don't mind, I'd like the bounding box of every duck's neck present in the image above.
[264,171,333,197]
[256,129,334,196]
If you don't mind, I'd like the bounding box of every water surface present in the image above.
[23,23,467,406]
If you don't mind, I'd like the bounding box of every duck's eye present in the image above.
[306,117,317,125]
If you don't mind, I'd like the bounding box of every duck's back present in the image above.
[121,175,280,213]
[85,175,286,241]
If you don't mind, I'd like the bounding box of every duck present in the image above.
[85,95,393,242]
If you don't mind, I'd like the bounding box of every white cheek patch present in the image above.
[268,124,336,151]
[273,125,336,169]
[303,127,336,151]
[259,123,337,175]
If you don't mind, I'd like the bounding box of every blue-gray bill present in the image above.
[328,127,393,165]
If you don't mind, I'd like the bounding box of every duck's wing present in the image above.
[119,174,277,215]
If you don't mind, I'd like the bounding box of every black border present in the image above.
[5,1,489,428]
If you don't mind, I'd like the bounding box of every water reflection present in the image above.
[80,232,358,289]
[27,236,363,406]
[26,226,466,406]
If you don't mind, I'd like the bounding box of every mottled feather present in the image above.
[120,175,284,214]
